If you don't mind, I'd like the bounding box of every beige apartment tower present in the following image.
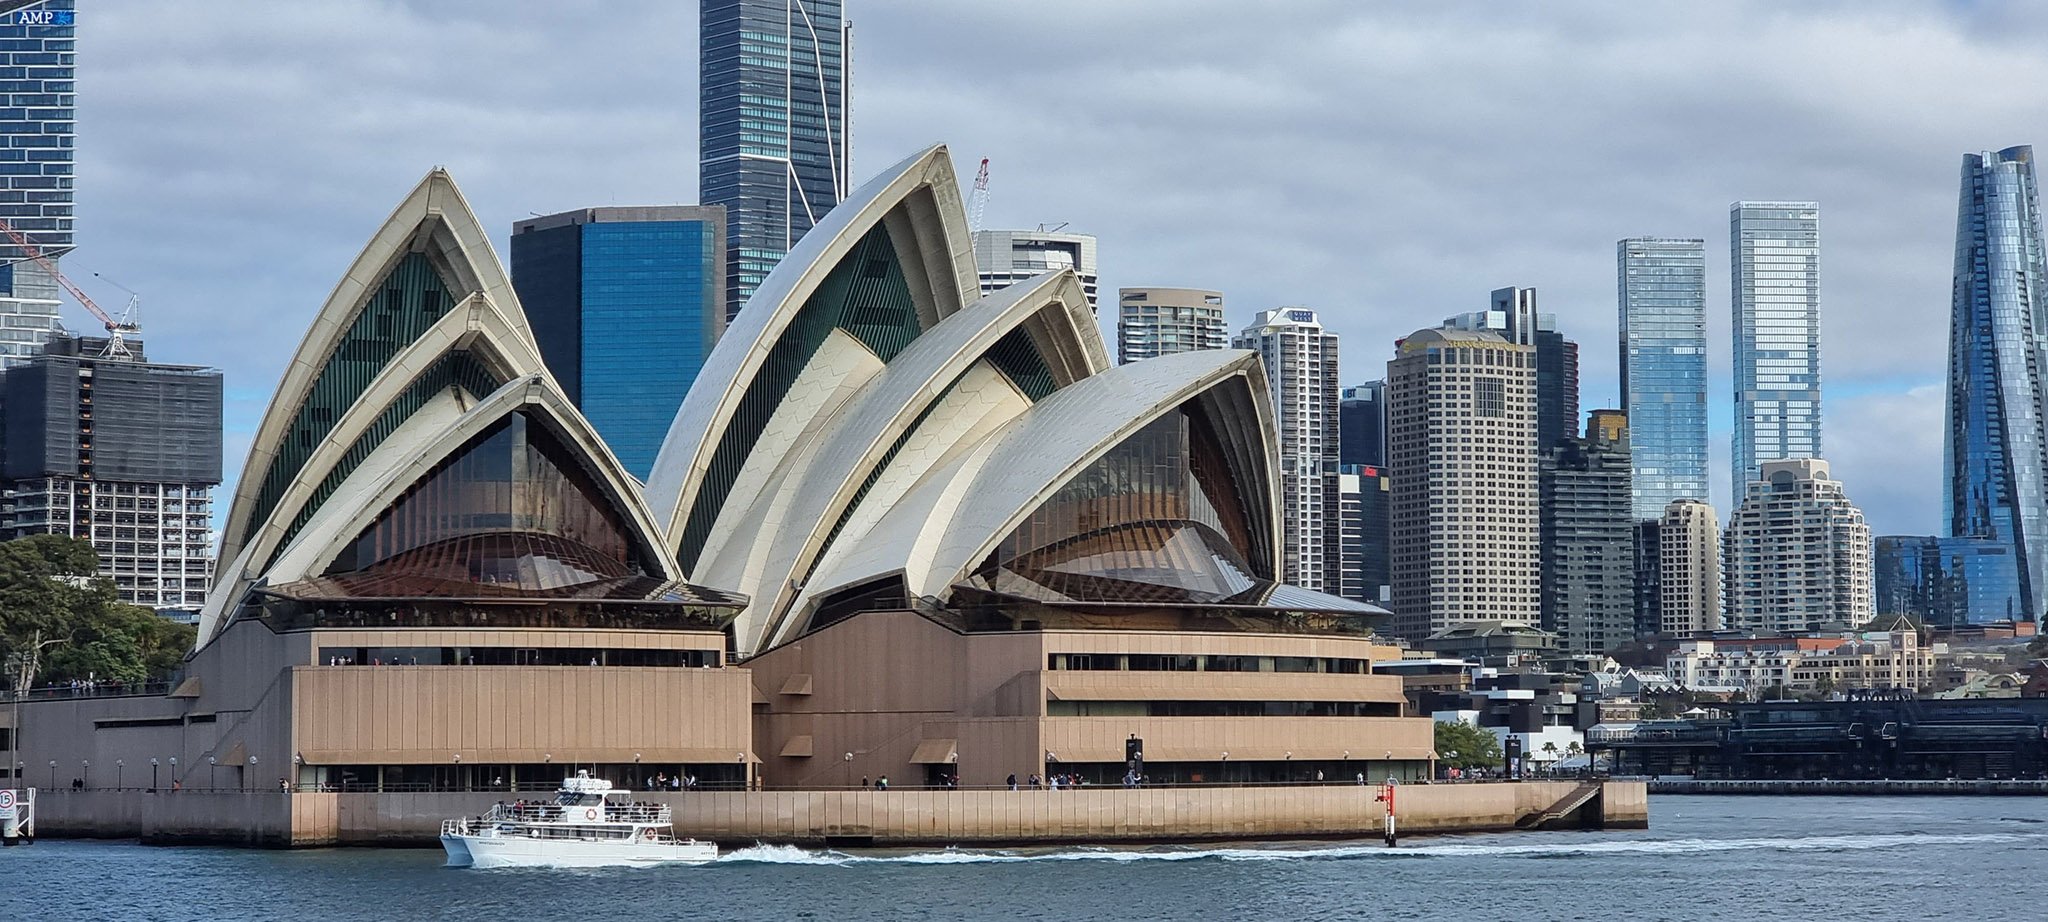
[1117,287,1227,364]
[1386,327,1540,641]
[1658,499,1721,635]
[1724,458,1873,632]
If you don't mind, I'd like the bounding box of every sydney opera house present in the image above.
[9,146,1430,797]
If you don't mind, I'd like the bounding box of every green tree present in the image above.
[0,535,192,689]
[1434,720,1503,770]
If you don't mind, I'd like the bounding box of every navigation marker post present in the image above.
[1374,778,1398,847]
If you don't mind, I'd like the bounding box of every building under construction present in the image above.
[0,332,222,618]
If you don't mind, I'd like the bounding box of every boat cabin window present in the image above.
[555,792,605,806]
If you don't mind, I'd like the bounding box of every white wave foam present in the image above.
[711,832,2044,867]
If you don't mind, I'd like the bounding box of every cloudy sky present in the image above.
[72,1,2048,535]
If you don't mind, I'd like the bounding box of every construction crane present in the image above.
[0,217,137,359]
[968,158,990,234]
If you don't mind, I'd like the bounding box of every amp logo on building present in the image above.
[14,9,75,27]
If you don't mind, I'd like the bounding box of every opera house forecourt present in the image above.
[5,144,1642,846]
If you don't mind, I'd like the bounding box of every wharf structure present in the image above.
[0,145,1638,847]
[1587,697,2048,781]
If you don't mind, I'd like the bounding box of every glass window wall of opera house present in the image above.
[6,146,1430,807]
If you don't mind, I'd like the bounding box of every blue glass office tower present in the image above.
[1731,202,1822,495]
[700,0,848,321]
[1874,536,2024,626]
[511,206,727,480]
[1618,238,1709,520]
[1945,146,2048,622]
[0,0,74,367]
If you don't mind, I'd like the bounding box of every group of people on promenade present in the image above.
[642,773,698,791]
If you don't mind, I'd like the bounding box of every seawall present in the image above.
[1649,778,2048,797]
[29,780,1646,847]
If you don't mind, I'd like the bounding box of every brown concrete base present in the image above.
[30,781,1647,848]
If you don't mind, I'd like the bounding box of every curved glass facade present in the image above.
[1946,146,2048,621]
[326,411,647,586]
[249,252,460,539]
[1874,535,2024,627]
[966,404,1260,604]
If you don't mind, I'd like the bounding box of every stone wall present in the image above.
[29,780,1647,847]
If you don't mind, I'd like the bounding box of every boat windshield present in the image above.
[554,792,605,807]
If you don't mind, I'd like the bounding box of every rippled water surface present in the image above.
[4,795,2043,920]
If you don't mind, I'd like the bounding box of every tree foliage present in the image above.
[0,535,193,689]
[1433,720,1503,770]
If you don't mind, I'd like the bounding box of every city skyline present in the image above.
[41,1,2048,541]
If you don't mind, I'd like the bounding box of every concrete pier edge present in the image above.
[26,780,1647,848]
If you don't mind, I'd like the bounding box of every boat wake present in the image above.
[711,831,2046,867]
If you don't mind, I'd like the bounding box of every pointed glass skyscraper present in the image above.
[700,0,849,320]
[1946,145,2048,622]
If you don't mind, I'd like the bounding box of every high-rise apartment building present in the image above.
[1873,535,2024,627]
[1724,459,1872,633]
[0,333,221,617]
[975,229,1098,310]
[1946,146,2048,623]
[1658,499,1721,636]
[1386,327,1539,640]
[1618,238,1710,520]
[1444,287,1579,451]
[1731,201,1822,493]
[510,206,727,479]
[1339,380,1386,468]
[1334,462,1390,607]
[1116,287,1224,363]
[1234,307,1339,590]
[699,0,848,319]
[1538,409,1634,655]
[0,1,76,368]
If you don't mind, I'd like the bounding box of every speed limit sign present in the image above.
[0,789,14,809]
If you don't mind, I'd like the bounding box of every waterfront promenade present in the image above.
[26,780,1645,848]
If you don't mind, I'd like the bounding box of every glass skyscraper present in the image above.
[1873,535,2024,627]
[511,206,726,480]
[1730,201,1822,495]
[0,0,74,368]
[1618,238,1709,520]
[699,0,848,321]
[1945,146,2048,622]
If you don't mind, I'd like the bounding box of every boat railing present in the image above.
[477,800,671,825]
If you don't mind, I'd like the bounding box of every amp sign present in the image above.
[12,7,74,26]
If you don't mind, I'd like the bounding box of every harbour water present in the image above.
[3,795,2042,921]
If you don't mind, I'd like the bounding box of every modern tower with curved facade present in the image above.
[1946,146,2048,623]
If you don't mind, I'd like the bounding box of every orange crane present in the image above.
[0,217,137,358]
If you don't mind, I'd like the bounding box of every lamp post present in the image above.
[453,753,461,792]
[293,753,303,792]
[116,759,123,789]
[1220,751,1228,785]
[208,756,217,789]
[737,752,746,791]
[247,756,257,793]
[149,757,158,791]
[843,751,853,788]
[168,757,177,790]
[81,759,89,789]
[47,759,56,789]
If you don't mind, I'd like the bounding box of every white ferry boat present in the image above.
[440,771,717,869]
